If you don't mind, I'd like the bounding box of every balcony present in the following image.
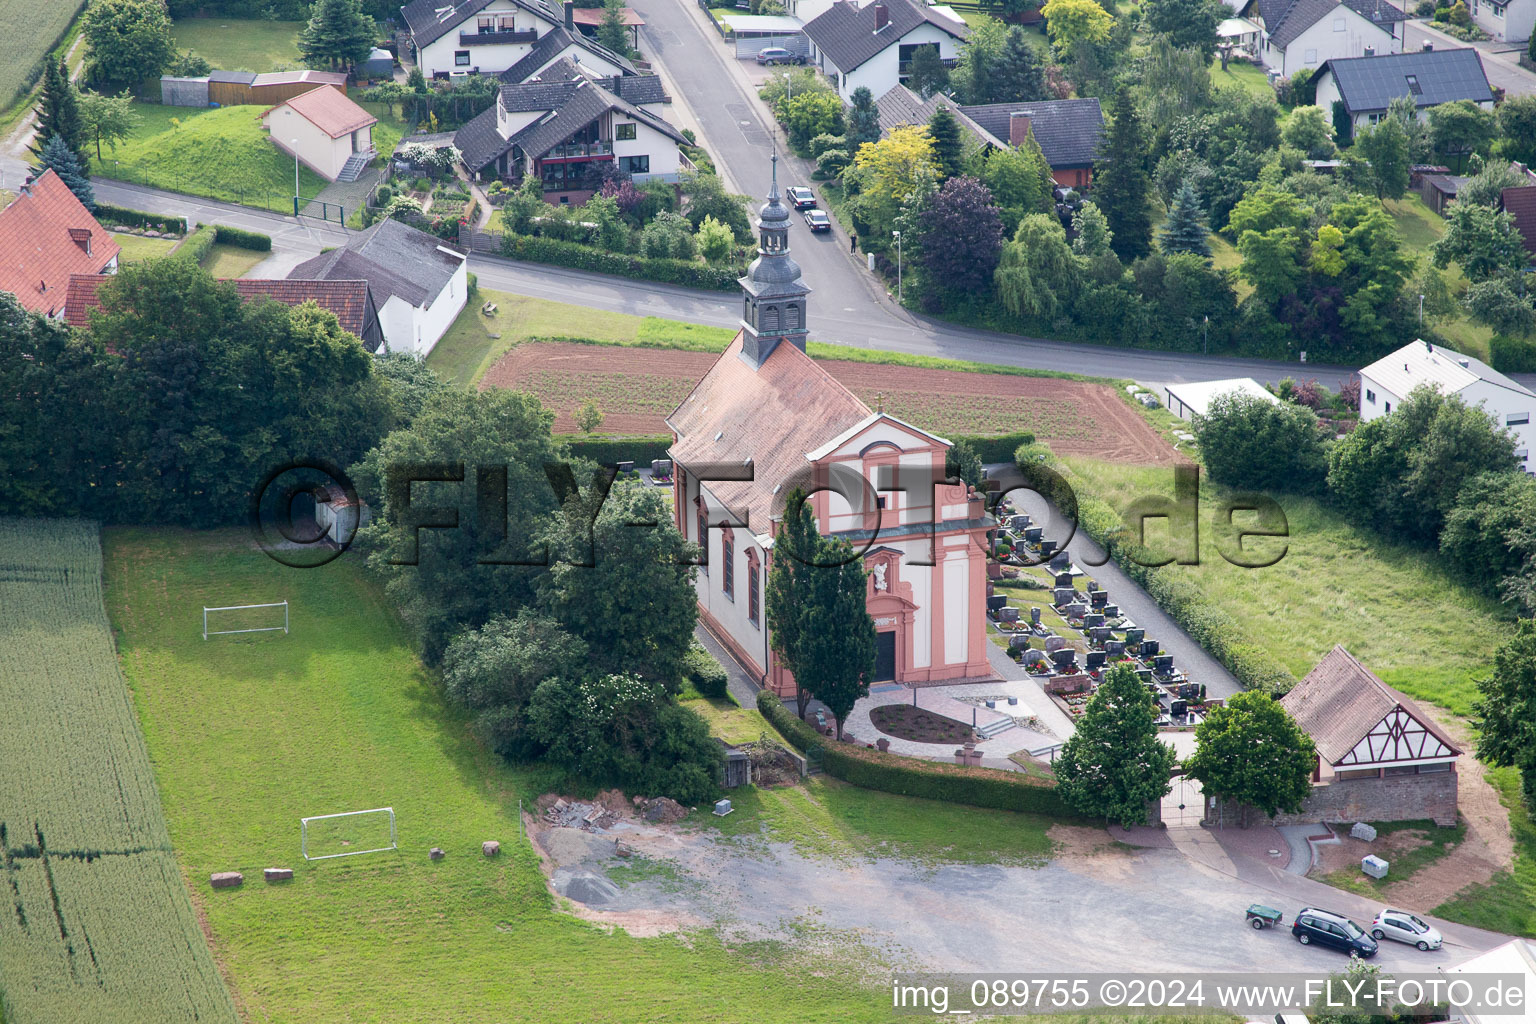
[460,27,538,45]
[543,140,614,159]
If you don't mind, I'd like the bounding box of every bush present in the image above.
[211,224,272,251]
[1196,393,1328,494]
[174,225,217,265]
[684,643,730,699]
[559,434,673,466]
[808,133,846,158]
[94,203,186,235]
[816,148,851,179]
[499,232,740,290]
[757,693,1082,817]
[1491,334,1536,373]
[956,430,1036,464]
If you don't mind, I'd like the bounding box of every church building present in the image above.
[666,157,995,696]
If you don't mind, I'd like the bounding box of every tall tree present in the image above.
[1503,92,1536,166]
[846,86,882,150]
[1353,114,1410,199]
[1186,691,1316,820]
[1431,200,1529,282]
[81,0,177,93]
[766,488,820,719]
[982,137,1053,233]
[442,611,589,757]
[36,135,96,210]
[1427,99,1498,173]
[952,16,1005,104]
[1071,200,1113,257]
[77,90,139,162]
[30,58,89,170]
[1473,620,1536,810]
[799,537,876,740]
[1280,106,1336,160]
[906,44,950,100]
[1093,90,1153,262]
[1197,392,1328,493]
[994,213,1077,320]
[847,124,937,238]
[1054,663,1178,827]
[996,27,1047,103]
[927,104,964,182]
[1140,0,1222,59]
[1040,0,1114,53]
[595,0,635,58]
[1159,180,1210,257]
[299,0,376,70]
[919,174,1003,300]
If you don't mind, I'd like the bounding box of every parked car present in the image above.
[803,208,831,232]
[756,47,804,65]
[786,186,817,210]
[1291,908,1378,958]
[1370,909,1442,951]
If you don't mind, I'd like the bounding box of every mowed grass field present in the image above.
[0,0,79,106]
[170,17,302,72]
[101,528,900,1023]
[0,520,235,1024]
[1059,458,1511,717]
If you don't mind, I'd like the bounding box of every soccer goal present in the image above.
[300,807,398,861]
[202,601,288,640]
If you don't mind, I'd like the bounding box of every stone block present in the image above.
[263,867,293,882]
[210,871,242,889]
[482,840,501,857]
[429,847,445,861]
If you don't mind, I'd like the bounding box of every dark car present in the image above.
[1292,908,1378,958]
[755,47,803,65]
[786,185,817,209]
[803,208,831,232]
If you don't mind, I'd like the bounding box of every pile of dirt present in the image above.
[544,798,621,831]
[634,796,688,824]
[743,740,801,787]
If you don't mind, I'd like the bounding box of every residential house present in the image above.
[402,0,563,79]
[1313,47,1493,134]
[873,86,1105,189]
[1448,939,1536,1023]
[959,97,1104,189]
[1470,0,1536,45]
[64,275,387,354]
[1358,338,1534,473]
[1264,646,1461,827]
[668,157,995,692]
[1239,0,1404,78]
[288,218,467,357]
[496,20,637,84]
[802,0,968,103]
[0,169,119,320]
[455,57,688,202]
[261,85,379,182]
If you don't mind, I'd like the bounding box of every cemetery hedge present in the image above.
[757,693,1081,819]
[559,434,673,466]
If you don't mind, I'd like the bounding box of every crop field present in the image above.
[0,519,236,1024]
[0,1,80,107]
[482,341,1178,462]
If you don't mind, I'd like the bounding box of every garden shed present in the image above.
[160,75,210,107]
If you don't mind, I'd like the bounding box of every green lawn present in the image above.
[111,231,180,262]
[1437,766,1536,936]
[202,243,267,279]
[1209,60,1273,98]
[1319,819,1467,898]
[96,100,410,213]
[170,17,302,72]
[1058,458,1512,717]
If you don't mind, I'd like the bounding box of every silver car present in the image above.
[1370,909,1443,950]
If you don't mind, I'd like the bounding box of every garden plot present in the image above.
[482,342,1180,462]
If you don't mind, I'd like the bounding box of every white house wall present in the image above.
[816,21,964,102]
[416,1,555,77]
[690,481,771,676]
[1360,371,1535,473]
[264,106,350,180]
[1263,6,1397,77]
[616,119,683,182]
[413,260,469,357]
[1472,0,1536,43]
[377,294,419,355]
[942,545,968,664]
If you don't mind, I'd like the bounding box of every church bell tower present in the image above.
[739,153,811,368]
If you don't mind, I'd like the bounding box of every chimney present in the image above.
[874,3,888,30]
[1009,111,1032,147]
[564,0,574,29]
[1423,40,1433,51]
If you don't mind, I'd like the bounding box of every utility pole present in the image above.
[292,139,301,217]
[1202,315,1209,356]
[892,229,902,303]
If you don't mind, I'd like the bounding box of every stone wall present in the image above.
[1212,770,1458,828]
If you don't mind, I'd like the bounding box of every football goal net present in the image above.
[202,601,288,640]
[300,807,398,861]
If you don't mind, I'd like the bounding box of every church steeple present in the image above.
[739,153,810,369]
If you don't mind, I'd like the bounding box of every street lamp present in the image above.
[1202,315,1209,356]
[892,229,902,303]
[1419,292,1425,326]
[292,139,301,216]
[782,71,791,103]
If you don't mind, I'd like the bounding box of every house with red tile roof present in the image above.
[261,85,379,182]
[668,158,995,694]
[63,274,386,353]
[0,169,119,319]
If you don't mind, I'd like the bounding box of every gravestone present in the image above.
[1105,639,1125,657]
[1054,572,1074,588]
[1084,612,1104,628]
[1103,604,1120,619]
[1009,633,1031,650]
[1090,590,1108,609]
[616,461,634,474]
[997,606,1020,623]
[1086,651,1106,671]
[1136,667,1154,684]
[1125,627,1145,646]
[1009,514,1031,530]
[1049,551,1071,573]
[1051,648,1076,668]
[1053,587,1075,606]
[652,459,672,477]
[1024,527,1043,543]
[1063,601,1087,618]
[1044,635,1065,653]
[1039,539,1057,557]
[1170,699,1188,718]
[1086,579,1099,593]
[987,594,1007,613]
[1030,606,1041,625]
[1089,625,1111,643]
[1153,654,1173,674]
[1140,639,1159,658]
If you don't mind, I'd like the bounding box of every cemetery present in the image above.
[984,502,1215,734]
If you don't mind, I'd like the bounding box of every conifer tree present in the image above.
[927,105,963,182]
[31,58,89,171]
[1159,180,1211,257]
[846,86,882,150]
[1092,90,1153,262]
[37,134,96,210]
[596,0,635,59]
[299,0,375,69]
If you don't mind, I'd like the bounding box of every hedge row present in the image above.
[212,224,272,252]
[499,232,741,290]
[1491,334,1536,373]
[1075,493,1297,695]
[757,692,1081,818]
[94,203,187,235]
[559,434,673,466]
[174,226,218,266]
[958,431,1036,464]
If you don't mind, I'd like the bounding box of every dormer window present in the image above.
[1405,75,1422,96]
